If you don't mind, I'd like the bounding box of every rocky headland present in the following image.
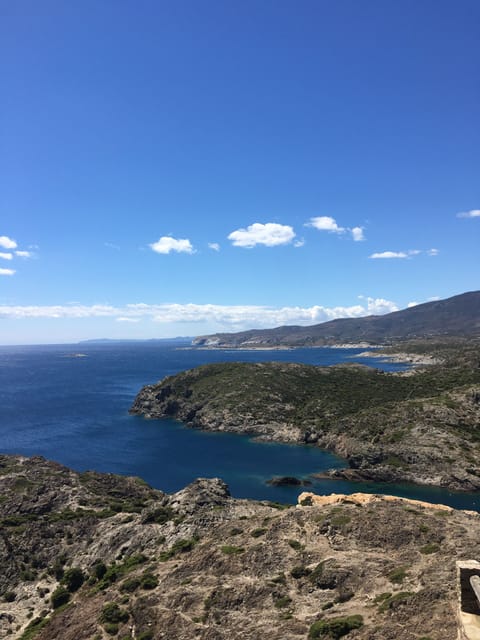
[130,342,480,492]
[1,454,480,640]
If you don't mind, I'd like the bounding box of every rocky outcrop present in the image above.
[1,455,480,640]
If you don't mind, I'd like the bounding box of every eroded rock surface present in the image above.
[1,455,480,639]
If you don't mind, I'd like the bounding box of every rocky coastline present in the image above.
[130,354,480,493]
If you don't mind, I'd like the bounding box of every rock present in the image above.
[266,476,312,487]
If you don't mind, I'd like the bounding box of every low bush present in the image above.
[51,586,70,609]
[308,614,363,639]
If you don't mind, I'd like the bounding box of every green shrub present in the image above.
[120,577,141,592]
[19,615,49,640]
[251,528,267,538]
[378,591,414,612]
[388,567,407,584]
[141,506,174,525]
[141,573,158,590]
[220,545,245,555]
[420,543,440,554]
[100,602,129,624]
[138,632,154,640]
[274,595,292,609]
[3,591,16,602]
[62,567,85,592]
[308,614,363,638]
[291,566,311,579]
[51,586,70,609]
[288,539,303,551]
[92,562,107,580]
[104,622,119,636]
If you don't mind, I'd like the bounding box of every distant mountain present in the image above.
[78,337,193,344]
[193,291,480,347]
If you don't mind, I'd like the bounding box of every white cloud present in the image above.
[0,268,15,276]
[407,301,419,308]
[369,251,409,259]
[307,216,345,234]
[0,236,17,250]
[0,297,401,329]
[370,248,439,259]
[457,209,480,219]
[294,238,305,248]
[15,250,33,258]
[351,226,365,242]
[150,236,195,255]
[208,243,220,251]
[0,252,13,260]
[104,242,120,250]
[228,223,296,248]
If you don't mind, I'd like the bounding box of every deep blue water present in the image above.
[0,341,478,510]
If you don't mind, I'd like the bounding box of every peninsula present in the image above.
[130,340,480,492]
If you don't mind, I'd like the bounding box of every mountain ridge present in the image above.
[193,290,480,347]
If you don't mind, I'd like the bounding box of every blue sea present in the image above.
[0,341,478,510]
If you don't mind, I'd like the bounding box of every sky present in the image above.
[1,0,479,344]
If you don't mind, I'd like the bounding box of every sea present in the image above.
[0,340,478,511]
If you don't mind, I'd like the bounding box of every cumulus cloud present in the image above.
[407,301,419,308]
[0,236,17,250]
[208,243,220,251]
[15,250,32,258]
[0,268,15,276]
[307,216,345,234]
[294,238,305,248]
[427,248,439,256]
[228,223,296,248]
[0,297,402,329]
[0,252,13,260]
[351,226,365,242]
[306,217,366,241]
[457,209,480,219]
[150,236,195,255]
[369,251,409,259]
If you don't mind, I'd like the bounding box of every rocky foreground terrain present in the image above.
[130,341,480,491]
[1,454,480,640]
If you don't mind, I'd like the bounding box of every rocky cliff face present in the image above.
[1,455,480,640]
[130,358,480,491]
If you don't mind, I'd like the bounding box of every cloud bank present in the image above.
[0,297,401,330]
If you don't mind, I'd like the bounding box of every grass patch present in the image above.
[220,545,245,555]
[420,543,440,554]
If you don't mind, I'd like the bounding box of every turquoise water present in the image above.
[0,341,478,510]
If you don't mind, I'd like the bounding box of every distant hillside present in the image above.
[193,291,480,347]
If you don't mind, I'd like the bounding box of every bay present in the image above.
[0,341,478,511]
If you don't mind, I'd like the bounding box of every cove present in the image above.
[0,341,478,511]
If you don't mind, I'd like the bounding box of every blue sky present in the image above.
[1,0,479,344]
